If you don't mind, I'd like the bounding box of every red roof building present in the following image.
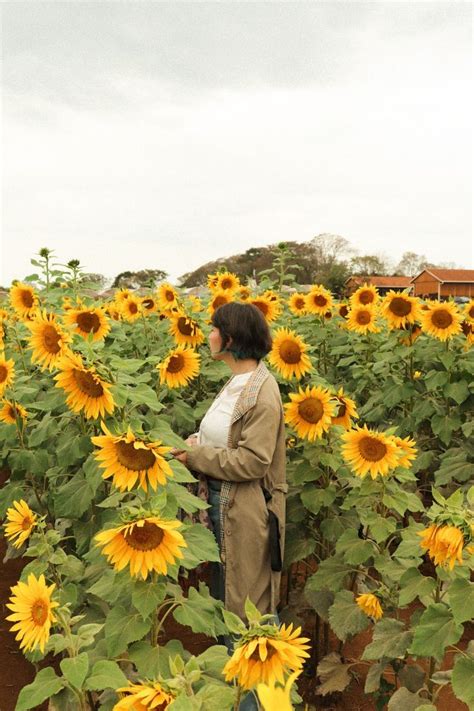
[344,275,413,297]
[410,269,474,299]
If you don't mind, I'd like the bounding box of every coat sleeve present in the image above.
[186,401,282,482]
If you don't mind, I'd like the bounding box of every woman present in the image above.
[172,301,287,621]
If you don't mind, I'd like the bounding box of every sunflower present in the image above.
[157,283,179,312]
[284,385,335,441]
[237,286,251,302]
[207,272,220,291]
[113,682,175,711]
[4,500,37,548]
[305,285,333,316]
[188,295,203,312]
[350,284,379,308]
[140,295,158,314]
[223,623,310,690]
[340,425,401,479]
[6,573,59,653]
[208,290,233,316]
[331,387,358,429]
[337,303,349,318]
[64,307,111,341]
[0,308,10,322]
[288,293,307,316]
[114,289,131,305]
[27,311,72,371]
[346,306,380,335]
[157,346,200,388]
[257,670,300,711]
[461,321,474,348]
[399,323,422,346]
[120,296,142,322]
[419,301,462,341]
[216,271,240,293]
[418,524,466,570]
[248,296,279,322]
[381,290,420,329]
[0,399,28,424]
[464,299,474,323]
[54,352,115,419]
[95,516,187,579]
[106,303,122,321]
[10,283,39,319]
[91,423,173,492]
[0,357,15,395]
[168,313,204,347]
[268,328,312,380]
[356,593,383,620]
[390,435,417,468]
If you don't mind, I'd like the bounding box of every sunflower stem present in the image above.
[233,685,243,711]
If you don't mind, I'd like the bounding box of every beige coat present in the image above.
[187,361,287,620]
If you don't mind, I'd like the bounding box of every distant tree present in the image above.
[394,252,429,277]
[80,273,108,288]
[112,269,168,289]
[350,255,390,276]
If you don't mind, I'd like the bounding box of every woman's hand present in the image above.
[173,451,188,465]
[185,435,198,447]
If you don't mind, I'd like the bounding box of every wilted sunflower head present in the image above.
[157,346,200,388]
[418,523,466,570]
[356,593,383,620]
[284,385,335,441]
[268,328,312,380]
[113,681,175,711]
[419,301,462,341]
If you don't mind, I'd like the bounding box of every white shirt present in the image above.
[198,372,253,448]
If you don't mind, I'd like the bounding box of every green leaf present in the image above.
[180,523,220,569]
[304,588,334,623]
[195,683,236,709]
[448,578,474,624]
[222,610,247,635]
[129,382,163,411]
[283,534,316,565]
[431,413,462,446]
[60,653,89,690]
[398,569,436,607]
[444,380,470,404]
[300,485,337,514]
[173,584,226,638]
[328,591,369,641]
[387,687,423,711]
[316,652,353,695]
[128,641,162,679]
[364,661,387,693]
[362,619,412,661]
[85,660,128,691]
[132,580,167,620]
[15,667,65,711]
[53,476,95,518]
[409,603,463,662]
[335,529,375,565]
[451,655,474,709]
[104,606,151,657]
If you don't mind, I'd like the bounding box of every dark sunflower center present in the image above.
[468,305,474,319]
[165,290,175,302]
[298,398,324,424]
[142,299,155,310]
[279,339,302,364]
[359,290,374,305]
[335,400,347,418]
[31,599,48,625]
[21,290,34,308]
[325,311,332,319]
[167,354,185,373]
[461,320,472,336]
[220,278,233,290]
[177,317,195,336]
[124,521,164,551]
[21,516,33,530]
[42,325,62,353]
[72,369,104,397]
[128,302,138,315]
[0,365,7,383]
[431,309,453,329]
[295,298,305,309]
[312,295,327,307]
[115,440,156,471]
[356,310,371,325]
[213,296,228,309]
[254,301,269,316]
[339,305,349,317]
[7,405,17,419]
[77,311,101,333]
[389,297,412,317]
[359,436,387,462]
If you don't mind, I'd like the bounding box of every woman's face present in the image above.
[209,325,224,358]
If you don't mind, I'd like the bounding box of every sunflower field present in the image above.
[0,251,473,711]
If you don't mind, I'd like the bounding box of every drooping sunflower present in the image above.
[64,307,111,341]
[223,623,310,690]
[381,290,420,329]
[157,346,200,388]
[113,682,175,711]
[157,283,179,312]
[340,425,401,479]
[248,295,279,322]
[419,301,462,341]
[268,328,312,380]
[237,286,251,301]
[390,435,417,469]
[27,311,72,371]
[346,306,380,335]
[54,352,115,419]
[120,296,142,322]
[350,284,379,309]
[10,283,39,319]
[356,593,383,620]
[95,516,187,579]
[288,293,307,316]
[398,323,422,346]
[6,573,59,653]
[168,313,204,347]
[418,524,467,570]
[305,285,333,316]
[216,271,240,293]
[4,500,37,548]
[0,357,15,395]
[91,423,173,492]
[461,320,474,348]
[140,295,158,314]
[284,386,335,441]
[464,299,474,323]
[257,670,300,711]
[331,387,359,429]
[0,399,28,424]
[208,290,233,316]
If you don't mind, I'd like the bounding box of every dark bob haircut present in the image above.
[211,302,272,361]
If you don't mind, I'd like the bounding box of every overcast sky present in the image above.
[1,1,472,286]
